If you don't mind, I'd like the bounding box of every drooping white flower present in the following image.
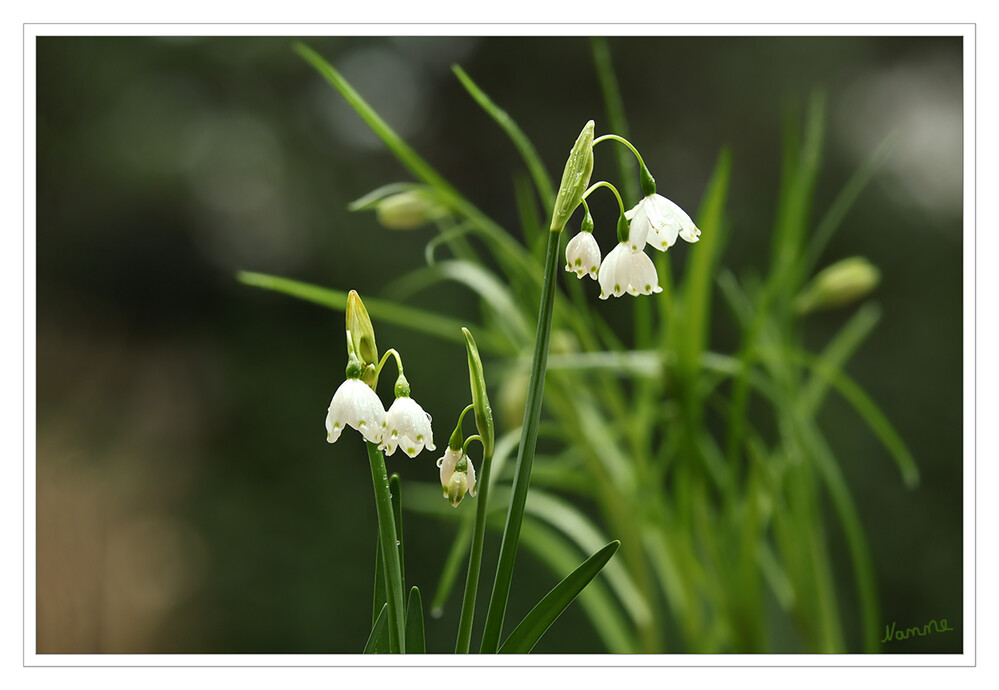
[597,242,664,299]
[564,231,602,280]
[380,396,436,458]
[438,447,477,507]
[625,194,701,252]
[326,378,386,445]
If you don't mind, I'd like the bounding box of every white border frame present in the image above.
[22,22,976,669]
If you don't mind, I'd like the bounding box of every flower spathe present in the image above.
[380,395,436,458]
[326,378,387,445]
[625,194,701,252]
[598,242,664,299]
[564,231,601,280]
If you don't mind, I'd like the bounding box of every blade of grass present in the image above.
[498,540,621,653]
[237,271,509,356]
[390,474,405,590]
[801,134,897,278]
[405,587,426,654]
[364,603,390,654]
[799,302,881,415]
[452,64,555,209]
[787,347,919,487]
[430,519,473,619]
[674,148,733,381]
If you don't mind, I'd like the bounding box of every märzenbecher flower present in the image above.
[326,378,387,445]
[625,194,701,252]
[565,231,601,280]
[598,242,664,299]
[381,395,435,458]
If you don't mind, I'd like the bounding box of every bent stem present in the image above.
[479,227,562,653]
[367,440,406,653]
[454,440,494,653]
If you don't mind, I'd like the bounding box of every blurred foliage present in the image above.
[36,35,963,654]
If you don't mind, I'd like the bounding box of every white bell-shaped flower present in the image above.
[597,242,664,299]
[625,194,701,252]
[438,447,477,507]
[380,396,436,458]
[326,378,386,445]
[564,231,602,280]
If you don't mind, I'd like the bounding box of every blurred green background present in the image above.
[35,35,963,653]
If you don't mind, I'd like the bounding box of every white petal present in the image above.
[565,231,602,280]
[438,447,462,489]
[598,243,630,299]
[624,250,663,295]
[467,457,477,497]
[625,200,650,250]
[658,196,700,243]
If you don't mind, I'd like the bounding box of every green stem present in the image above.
[366,441,406,653]
[479,228,562,653]
[454,442,494,653]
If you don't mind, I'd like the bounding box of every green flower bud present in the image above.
[375,189,447,230]
[550,120,595,232]
[794,257,881,315]
[345,290,379,388]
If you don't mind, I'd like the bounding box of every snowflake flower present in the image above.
[625,194,701,252]
[326,378,386,445]
[564,231,602,280]
[597,242,664,299]
[380,396,435,458]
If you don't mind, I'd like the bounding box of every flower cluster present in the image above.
[561,127,702,300]
[325,291,435,458]
[566,192,701,300]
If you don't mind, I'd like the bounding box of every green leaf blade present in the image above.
[498,540,621,654]
[406,587,426,654]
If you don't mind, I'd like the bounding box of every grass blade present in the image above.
[790,348,919,487]
[430,520,473,618]
[452,64,555,209]
[498,540,621,653]
[405,587,426,654]
[675,148,733,380]
[364,603,390,654]
[236,271,509,355]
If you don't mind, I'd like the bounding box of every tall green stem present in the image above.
[454,442,494,653]
[480,228,562,653]
[366,441,406,653]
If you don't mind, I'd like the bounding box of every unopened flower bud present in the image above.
[375,190,447,230]
[550,120,595,232]
[345,291,379,388]
[794,257,881,315]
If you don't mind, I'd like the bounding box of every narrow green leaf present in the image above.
[675,148,732,380]
[799,302,881,415]
[525,489,649,628]
[405,587,426,654]
[430,519,473,618]
[797,418,881,652]
[452,64,555,208]
[789,348,919,487]
[236,271,509,355]
[802,133,897,278]
[364,603,390,654]
[499,540,620,653]
[372,533,386,625]
[385,261,531,346]
[519,520,635,654]
[390,474,405,589]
